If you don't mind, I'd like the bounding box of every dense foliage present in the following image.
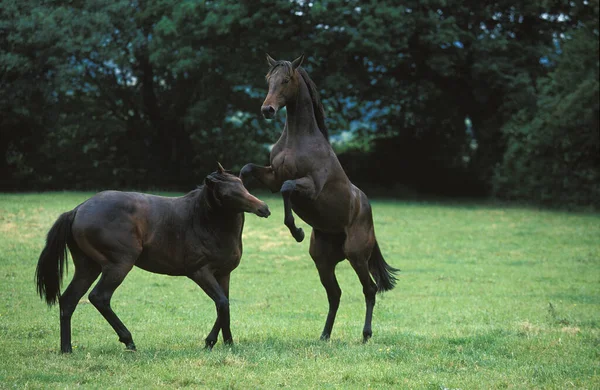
[1,0,598,206]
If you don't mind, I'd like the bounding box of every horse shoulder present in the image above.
[184,216,243,274]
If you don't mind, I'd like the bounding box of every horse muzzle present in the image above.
[256,202,271,218]
[261,105,277,119]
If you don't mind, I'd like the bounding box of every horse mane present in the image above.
[297,67,329,142]
[196,170,233,212]
[266,61,330,142]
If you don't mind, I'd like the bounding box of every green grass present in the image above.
[0,192,599,389]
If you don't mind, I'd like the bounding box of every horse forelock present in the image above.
[205,170,234,185]
[266,61,294,81]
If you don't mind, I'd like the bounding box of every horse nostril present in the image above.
[261,105,275,117]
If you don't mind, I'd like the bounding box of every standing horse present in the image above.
[240,55,399,342]
[35,164,270,353]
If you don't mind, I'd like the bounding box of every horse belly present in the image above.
[135,248,186,276]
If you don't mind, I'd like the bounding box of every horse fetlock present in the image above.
[362,330,372,343]
[205,338,217,350]
[216,298,229,312]
[284,214,295,227]
[125,342,137,351]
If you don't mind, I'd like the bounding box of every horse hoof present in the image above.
[320,333,330,341]
[205,340,216,350]
[61,347,73,354]
[294,228,305,242]
[125,343,137,351]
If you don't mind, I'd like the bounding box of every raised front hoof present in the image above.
[125,342,137,351]
[292,228,305,242]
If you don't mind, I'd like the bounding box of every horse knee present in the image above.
[216,297,229,314]
[280,180,296,194]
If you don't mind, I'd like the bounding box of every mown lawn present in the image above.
[0,192,598,389]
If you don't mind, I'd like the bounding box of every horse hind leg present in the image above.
[349,259,378,342]
[344,234,378,342]
[88,262,136,350]
[309,229,345,340]
[58,248,101,353]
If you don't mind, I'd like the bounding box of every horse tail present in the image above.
[369,240,399,293]
[35,209,76,306]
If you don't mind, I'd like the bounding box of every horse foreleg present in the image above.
[280,177,320,243]
[239,164,281,192]
[280,180,305,242]
[205,274,232,346]
[188,268,230,350]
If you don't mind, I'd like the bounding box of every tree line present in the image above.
[1,0,598,207]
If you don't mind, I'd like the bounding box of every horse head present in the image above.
[261,54,304,119]
[205,163,270,218]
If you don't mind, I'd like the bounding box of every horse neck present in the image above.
[284,76,322,140]
[194,188,243,234]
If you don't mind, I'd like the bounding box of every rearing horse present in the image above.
[241,54,399,342]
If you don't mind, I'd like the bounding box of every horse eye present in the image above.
[282,78,290,84]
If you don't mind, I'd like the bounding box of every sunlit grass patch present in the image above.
[0,192,598,388]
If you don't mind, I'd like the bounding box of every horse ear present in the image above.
[217,162,225,173]
[266,53,277,67]
[291,54,304,69]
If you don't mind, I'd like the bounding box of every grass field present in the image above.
[0,191,599,389]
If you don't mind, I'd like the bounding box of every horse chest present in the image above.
[271,149,300,180]
[189,236,242,273]
[207,244,241,268]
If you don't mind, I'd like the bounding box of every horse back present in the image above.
[71,191,194,273]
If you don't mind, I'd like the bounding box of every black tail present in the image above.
[35,210,76,306]
[369,241,399,293]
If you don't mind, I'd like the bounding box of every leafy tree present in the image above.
[494,21,600,206]
[1,0,597,207]
[0,1,66,188]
